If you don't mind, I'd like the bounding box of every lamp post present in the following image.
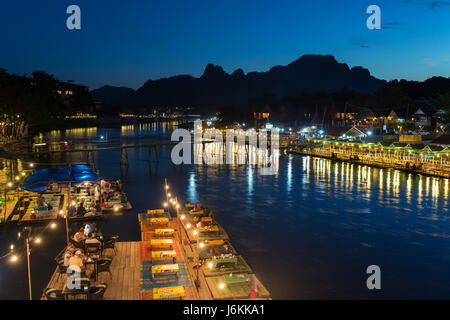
[175,197,180,218]
[65,182,71,245]
[18,224,56,300]
[25,233,32,300]
[164,178,170,215]
[3,182,13,225]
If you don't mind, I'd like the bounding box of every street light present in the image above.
[18,225,55,300]
[3,182,14,224]
[164,178,170,215]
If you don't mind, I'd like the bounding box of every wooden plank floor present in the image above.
[178,222,214,300]
[42,241,141,300]
[139,226,198,300]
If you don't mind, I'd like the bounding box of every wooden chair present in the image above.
[85,242,101,256]
[95,258,113,279]
[43,288,64,300]
[102,236,119,255]
[56,260,68,281]
[88,283,108,300]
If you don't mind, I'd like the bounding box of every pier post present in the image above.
[120,148,129,166]
[26,235,32,300]
[66,182,71,246]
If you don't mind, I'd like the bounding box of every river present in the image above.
[0,122,449,299]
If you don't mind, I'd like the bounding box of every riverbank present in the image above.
[291,140,450,179]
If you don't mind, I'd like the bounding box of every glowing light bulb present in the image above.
[193,230,198,236]
[180,215,185,220]
[29,163,34,168]
[219,283,225,289]
[10,255,18,262]
[208,262,213,269]
[186,224,191,229]
[50,223,56,229]
[10,244,14,250]
[34,238,41,244]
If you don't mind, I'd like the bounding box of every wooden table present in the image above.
[222,273,251,286]
[150,217,169,226]
[155,228,174,237]
[150,238,173,250]
[153,286,185,299]
[152,250,177,259]
[147,209,165,215]
[151,264,179,279]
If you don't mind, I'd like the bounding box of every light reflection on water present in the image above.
[188,150,450,299]
[1,124,449,299]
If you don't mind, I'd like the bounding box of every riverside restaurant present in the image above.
[1,164,131,225]
[41,180,270,300]
[301,139,450,177]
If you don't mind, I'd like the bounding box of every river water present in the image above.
[0,123,449,299]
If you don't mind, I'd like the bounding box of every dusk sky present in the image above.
[1,0,450,90]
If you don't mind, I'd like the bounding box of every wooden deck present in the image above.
[42,241,141,300]
[41,204,271,301]
[176,214,271,300]
[139,220,199,300]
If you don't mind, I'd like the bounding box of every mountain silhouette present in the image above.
[91,85,135,105]
[93,55,385,109]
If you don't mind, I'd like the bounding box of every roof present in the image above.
[433,109,446,116]
[431,134,450,145]
[325,126,367,138]
[413,105,435,116]
[355,108,376,120]
[390,108,408,119]
[21,164,98,193]
[423,145,446,152]
[325,127,351,137]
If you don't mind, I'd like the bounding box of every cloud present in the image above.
[356,39,370,48]
[421,58,437,66]
[429,1,450,8]
[421,55,450,66]
[381,22,400,30]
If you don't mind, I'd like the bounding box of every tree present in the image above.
[0,70,67,140]
[427,92,450,124]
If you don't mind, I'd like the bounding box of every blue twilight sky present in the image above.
[0,0,449,90]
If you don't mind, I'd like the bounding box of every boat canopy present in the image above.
[21,164,98,193]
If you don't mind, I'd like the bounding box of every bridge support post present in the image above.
[120,148,129,167]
